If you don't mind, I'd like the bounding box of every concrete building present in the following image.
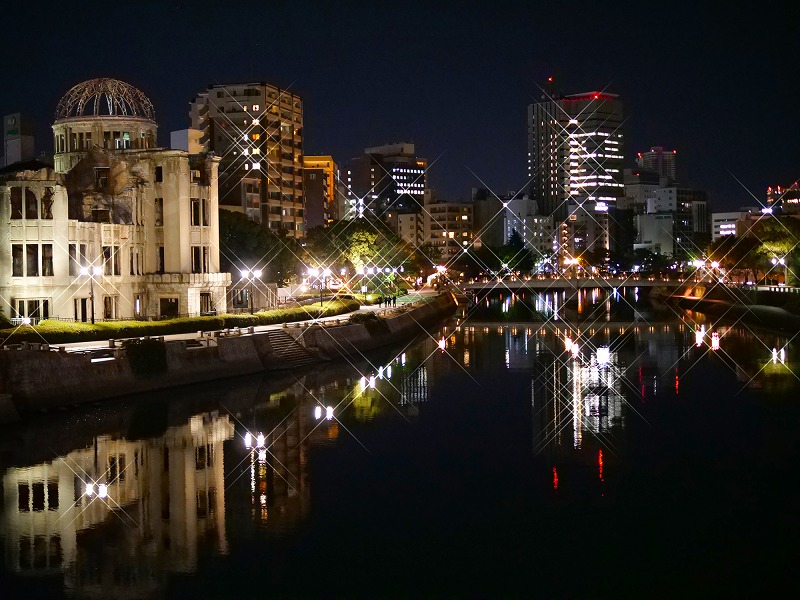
[528,89,625,258]
[397,212,423,247]
[766,182,800,214]
[634,213,675,256]
[424,197,472,258]
[2,113,35,167]
[302,155,338,229]
[635,146,677,184]
[471,188,505,249]
[189,82,304,237]
[712,211,753,241]
[343,143,427,219]
[503,194,555,259]
[0,78,230,323]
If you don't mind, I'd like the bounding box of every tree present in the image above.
[218,210,300,286]
[707,235,762,283]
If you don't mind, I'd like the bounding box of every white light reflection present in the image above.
[711,332,720,351]
[244,432,252,448]
[85,482,95,497]
[314,406,322,420]
[596,346,610,365]
[256,433,265,448]
[326,406,334,420]
[695,325,705,347]
[97,484,108,499]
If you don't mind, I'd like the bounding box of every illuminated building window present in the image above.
[251,133,260,140]
[253,104,260,112]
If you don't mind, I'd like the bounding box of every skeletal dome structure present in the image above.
[52,78,158,173]
[55,78,156,121]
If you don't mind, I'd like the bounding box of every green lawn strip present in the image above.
[0,299,360,345]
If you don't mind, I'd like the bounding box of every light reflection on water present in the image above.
[1,288,798,596]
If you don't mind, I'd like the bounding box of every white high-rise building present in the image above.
[528,88,625,258]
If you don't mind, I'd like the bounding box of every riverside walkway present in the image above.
[51,290,438,353]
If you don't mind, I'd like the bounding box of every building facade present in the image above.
[424,198,472,258]
[635,146,677,184]
[189,82,305,237]
[302,156,338,229]
[528,90,625,258]
[0,78,230,323]
[343,143,427,219]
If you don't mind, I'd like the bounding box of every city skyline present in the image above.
[0,2,796,211]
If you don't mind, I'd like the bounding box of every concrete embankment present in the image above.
[0,293,457,415]
[656,283,800,332]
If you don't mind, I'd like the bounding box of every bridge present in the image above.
[461,277,685,292]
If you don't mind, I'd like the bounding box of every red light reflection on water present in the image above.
[598,449,604,482]
[552,467,559,491]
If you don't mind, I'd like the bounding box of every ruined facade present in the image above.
[0,78,230,322]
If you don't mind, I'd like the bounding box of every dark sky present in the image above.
[2,1,797,211]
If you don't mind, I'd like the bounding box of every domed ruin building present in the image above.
[1,78,230,322]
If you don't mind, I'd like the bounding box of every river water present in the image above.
[1,288,798,598]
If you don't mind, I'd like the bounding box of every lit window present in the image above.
[252,162,260,170]
[251,133,260,140]
[253,105,260,112]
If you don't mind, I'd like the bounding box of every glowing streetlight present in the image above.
[240,268,262,314]
[79,265,103,324]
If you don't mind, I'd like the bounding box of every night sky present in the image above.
[1,1,797,211]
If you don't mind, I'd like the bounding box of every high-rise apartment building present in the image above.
[343,143,427,219]
[424,196,473,258]
[636,146,677,184]
[190,83,305,237]
[528,90,625,257]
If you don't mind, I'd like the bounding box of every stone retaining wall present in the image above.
[0,293,457,414]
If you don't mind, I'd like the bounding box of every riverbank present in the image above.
[654,282,800,332]
[0,292,458,417]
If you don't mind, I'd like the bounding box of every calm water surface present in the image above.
[1,289,799,598]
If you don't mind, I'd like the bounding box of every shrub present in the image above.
[0,299,361,345]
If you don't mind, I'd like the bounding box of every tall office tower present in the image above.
[190,82,305,238]
[343,142,427,219]
[528,89,625,256]
[636,146,677,184]
[302,156,339,229]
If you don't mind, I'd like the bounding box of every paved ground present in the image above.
[52,288,439,352]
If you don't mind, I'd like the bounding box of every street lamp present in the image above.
[240,268,262,314]
[320,268,331,306]
[80,265,102,324]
